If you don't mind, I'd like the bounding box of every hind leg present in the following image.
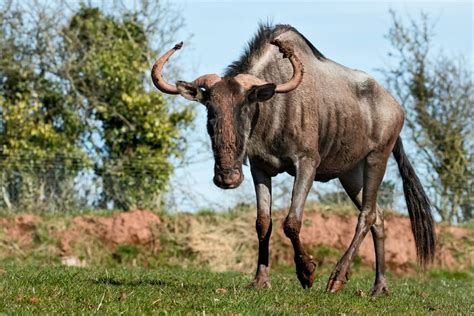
[338,163,389,295]
[327,150,391,294]
[369,222,389,295]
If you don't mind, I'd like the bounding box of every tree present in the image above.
[0,1,193,212]
[382,11,473,223]
[63,6,193,209]
[0,5,88,211]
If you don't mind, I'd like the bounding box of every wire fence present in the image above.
[0,150,404,214]
[0,154,166,213]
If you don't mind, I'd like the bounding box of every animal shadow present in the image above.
[93,276,168,287]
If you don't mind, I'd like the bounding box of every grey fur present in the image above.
[152,23,435,294]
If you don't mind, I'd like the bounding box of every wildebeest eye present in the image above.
[199,87,210,103]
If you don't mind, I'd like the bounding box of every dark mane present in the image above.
[224,23,325,77]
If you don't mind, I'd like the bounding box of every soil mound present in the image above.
[0,214,41,247]
[58,209,161,255]
[0,207,471,273]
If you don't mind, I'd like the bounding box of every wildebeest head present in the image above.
[151,40,303,189]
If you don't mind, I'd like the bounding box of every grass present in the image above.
[1,206,472,313]
[0,263,472,314]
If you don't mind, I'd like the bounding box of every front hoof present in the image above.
[326,279,346,293]
[295,254,316,289]
[326,268,349,293]
[246,278,271,289]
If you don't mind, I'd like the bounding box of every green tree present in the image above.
[63,6,193,209]
[382,11,473,223]
[0,7,88,211]
[0,2,193,211]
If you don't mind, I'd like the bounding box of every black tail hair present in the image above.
[392,137,436,267]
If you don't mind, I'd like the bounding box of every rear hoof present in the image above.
[246,278,271,289]
[370,284,389,296]
[295,254,316,289]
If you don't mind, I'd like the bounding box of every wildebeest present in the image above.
[151,24,435,295]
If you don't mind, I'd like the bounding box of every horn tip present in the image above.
[270,39,294,58]
[174,41,184,50]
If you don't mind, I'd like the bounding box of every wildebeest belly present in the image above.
[313,155,365,182]
[316,146,369,179]
[314,173,339,182]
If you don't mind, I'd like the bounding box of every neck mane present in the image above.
[224,23,325,78]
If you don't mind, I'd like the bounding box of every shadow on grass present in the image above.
[92,276,168,286]
[92,276,212,290]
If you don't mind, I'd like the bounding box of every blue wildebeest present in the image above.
[151,24,435,295]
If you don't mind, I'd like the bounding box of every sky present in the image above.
[164,0,473,211]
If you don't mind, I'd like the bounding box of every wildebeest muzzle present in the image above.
[213,164,243,189]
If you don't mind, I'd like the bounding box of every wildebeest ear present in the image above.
[176,81,204,102]
[246,83,276,103]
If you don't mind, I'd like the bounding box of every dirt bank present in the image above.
[272,210,471,273]
[57,209,161,255]
[0,207,471,273]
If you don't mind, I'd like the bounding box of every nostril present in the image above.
[214,173,222,184]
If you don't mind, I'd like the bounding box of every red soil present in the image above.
[0,209,471,272]
[57,209,161,254]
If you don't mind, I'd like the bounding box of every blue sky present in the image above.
[166,1,472,211]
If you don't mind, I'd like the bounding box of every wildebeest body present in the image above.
[233,28,402,181]
[151,23,435,295]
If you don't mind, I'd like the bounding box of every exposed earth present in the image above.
[0,207,471,273]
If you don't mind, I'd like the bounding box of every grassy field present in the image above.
[1,206,472,314]
[0,263,472,314]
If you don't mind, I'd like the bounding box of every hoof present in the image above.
[295,254,316,289]
[326,268,349,293]
[370,284,389,296]
[326,279,346,293]
[246,278,271,289]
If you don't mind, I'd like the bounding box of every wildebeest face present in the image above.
[176,77,276,189]
[151,40,303,189]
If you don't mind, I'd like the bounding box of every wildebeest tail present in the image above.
[392,137,436,267]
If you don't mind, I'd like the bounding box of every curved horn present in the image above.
[270,39,304,93]
[151,42,183,94]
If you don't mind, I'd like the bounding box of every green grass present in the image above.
[0,264,472,314]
